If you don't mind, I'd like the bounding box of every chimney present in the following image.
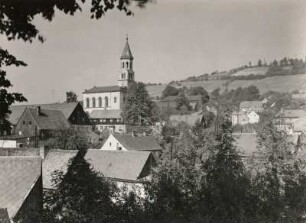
[39,145,50,159]
[37,106,41,116]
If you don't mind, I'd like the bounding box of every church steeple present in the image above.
[118,35,135,87]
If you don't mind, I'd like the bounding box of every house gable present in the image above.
[100,134,127,151]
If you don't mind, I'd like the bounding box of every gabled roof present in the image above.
[83,85,123,94]
[85,149,153,182]
[0,156,41,219]
[170,114,203,126]
[112,134,162,151]
[278,109,306,119]
[89,109,122,119]
[42,149,79,189]
[120,38,134,60]
[0,148,40,157]
[240,101,264,109]
[233,133,258,156]
[9,102,80,125]
[24,107,70,130]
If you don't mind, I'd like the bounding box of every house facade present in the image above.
[232,110,260,125]
[83,37,135,133]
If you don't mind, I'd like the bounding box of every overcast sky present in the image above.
[2,0,306,104]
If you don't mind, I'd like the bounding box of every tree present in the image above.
[175,93,191,113]
[0,49,27,135]
[66,91,78,103]
[43,154,118,223]
[201,118,252,222]
[46,128,89,151]
[122,82,158,125]
[258,59,262,67]
[186,86,210,105]
[161,85,181,100]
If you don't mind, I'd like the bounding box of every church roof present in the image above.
[84,85,125,94]
[120,37,134,60]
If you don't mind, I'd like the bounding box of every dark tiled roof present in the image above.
[84,85,124,94]
[0,148,40,157]
[0,209,9,222]
[113,134,162,151]
[89,109,122,119]
[0,156,41,219]
[42,149,79,189]
[26,107,70,130]
[240,101,264,109]
[278,109,306,118]
[85,149,152,182]
[120,39,134,60]
[9,102,80,125]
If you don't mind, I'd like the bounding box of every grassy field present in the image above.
[146,74,306,98]
[231,67,269,76]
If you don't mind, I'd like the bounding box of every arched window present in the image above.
[98,97,102,107]
[126,62,129,69]
[105,96,109,108]
[122,62,124,68]
[86,98,90,108]
[121,73,124,79]
[114,97,117,103]
[92,97,96,108]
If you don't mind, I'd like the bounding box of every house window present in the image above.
[109,142,112,146]
[126,62,129,68]
[105,97,109,107]
[29,121,32,125]
[92,97,96,108]
[98,97,102,107]
[122,62,124,68]
[114,97,117,103]
[23,121,26,125]
[86,98,90,108]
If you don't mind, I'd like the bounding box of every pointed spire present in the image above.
[120,35,134,60]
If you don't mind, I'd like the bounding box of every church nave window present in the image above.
[86,98,90,108]
[105,96,109,107]
[92,97,96,108]
[98,97,102,107]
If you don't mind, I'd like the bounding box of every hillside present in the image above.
[231,67,269,76]
[146,74,306,98]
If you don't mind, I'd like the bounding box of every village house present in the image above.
[85,149,156,196]
[232,110,260,126]
[9,101,92,136]
[240,101,264,113]
[275,109,306,135]
[101,133,162,159]
[0,156,42,222]
[15,106,70,141]
[83,37,135,133]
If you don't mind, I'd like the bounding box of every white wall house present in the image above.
[232,110,260,126]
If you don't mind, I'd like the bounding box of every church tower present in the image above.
[118,36,135,87]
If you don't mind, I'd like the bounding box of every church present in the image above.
[83,37,135,133]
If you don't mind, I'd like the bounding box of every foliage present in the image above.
[0,49,27,135]
[186,86,210,105]
[161,85,181,100]
[43,154,118,223]
[46,128,89,151]
[122,82,159,125]
[66,91,78,103]
[175,93,192,113]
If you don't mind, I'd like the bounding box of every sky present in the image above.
[2,0,306,104]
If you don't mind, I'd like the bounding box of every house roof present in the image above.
[278,109,306,119]
[89,109,122,119]
[0,148,40,157]
[83,85,124,94]
[112,134,162,151]
[24,107,70,130]
[0,156,41,219]
[240,101,264,109]
[42,149,79,189]
[85,149,152,181]
[9,102,80,125]
[170,114,203,126]
[0,209,9,222]
[233,133,258,156]
[120,38,134,60]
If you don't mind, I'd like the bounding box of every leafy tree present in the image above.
[43,154,118,223]
[46,128,89,151]
[161,85,181,100]
[200,118,252,222]
[122,82,158,125]
[66,91,78,103]
[175,93,191,113]
[258,59,262,67]
[186,86,210,105]
[0,49,27,135]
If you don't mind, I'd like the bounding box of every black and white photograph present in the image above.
[1,0,306,222]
